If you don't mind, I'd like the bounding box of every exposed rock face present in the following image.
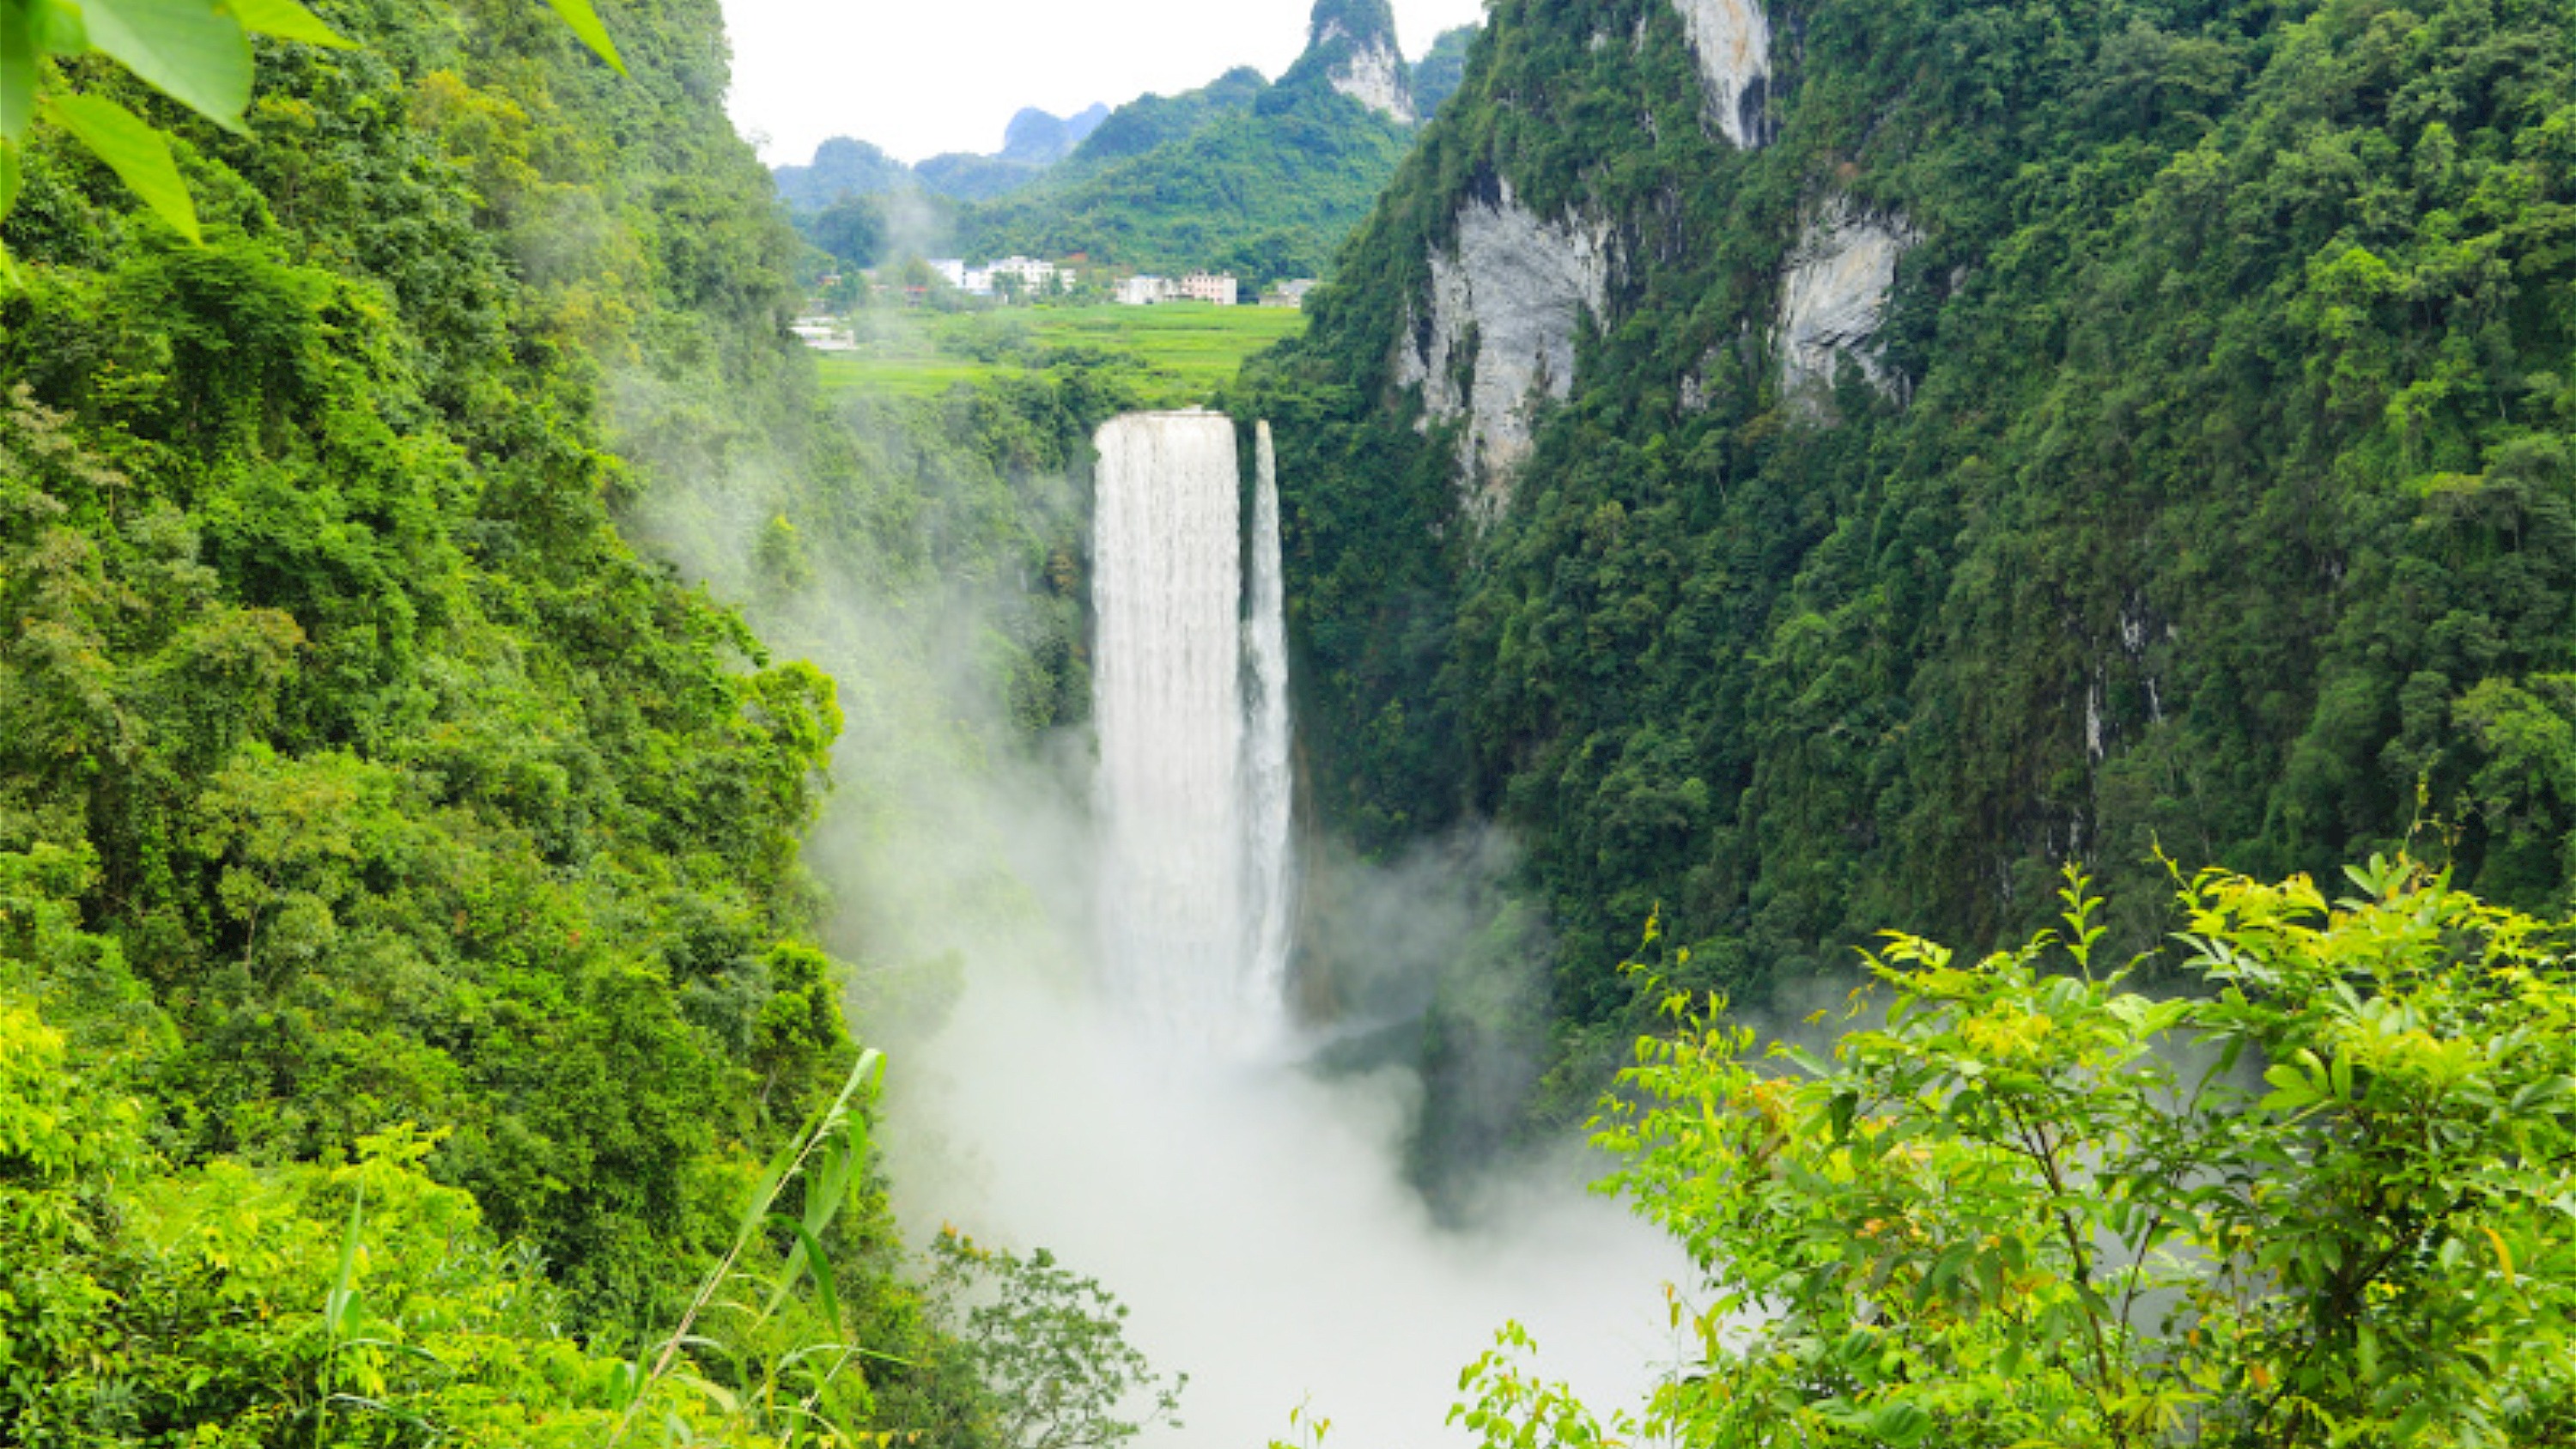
[1778,199,1915,405]
[1301,0,1417,123]
[1327,36,1417,123]
[1395,179,1611,515]
[1669,0,1773,149]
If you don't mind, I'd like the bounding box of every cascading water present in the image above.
[892,410,1684,1449]
[1091,411,1293,1047]
[1242,422,1297,1019]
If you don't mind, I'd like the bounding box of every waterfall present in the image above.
[1243,422,1297,1015]
[1092,411,1294,1047]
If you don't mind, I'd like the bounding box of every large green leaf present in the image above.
[44,91,201,240]
[0,0,37,142]
[78,0,252,131]
[541,0,625,75]
[224,0,347,47]
[31,0,86,52]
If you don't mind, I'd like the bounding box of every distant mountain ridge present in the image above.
[770,136,913,211]
[1410,25,1475,119]
[953,0,1444,287]
[771,103,1112,213]
[1005,104,1114,164]
[915,104,1113,201]
[773,6,1486,285]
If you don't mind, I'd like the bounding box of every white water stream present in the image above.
[1092,411,1297,1048]
[888,410,1686,1449]
[1243,422,1298,1025]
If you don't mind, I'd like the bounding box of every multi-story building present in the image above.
[987,256,1060,293]
[927,259,998,296]
[1175,272,1240,306]
[1115,271,1242,306]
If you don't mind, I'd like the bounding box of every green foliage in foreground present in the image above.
[0,0,1188,1440]
[1457,861,2576,1447]
[0,987,908,1447]
[0,0,1133,1440]
[927,1233,1187,1449]
[0,0,623,270]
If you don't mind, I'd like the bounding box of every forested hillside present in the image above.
[0,0,1127,1440]
[1242,0,2576,1082]
[775,134,917,209]
[1409,26,1479,121]
[957,2,1420,285]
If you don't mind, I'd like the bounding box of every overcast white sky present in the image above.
[720,0,1490,166]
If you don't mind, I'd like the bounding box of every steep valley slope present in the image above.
[1239,0,2576,1093]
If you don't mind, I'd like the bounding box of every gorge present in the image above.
[4,0,2573,1441]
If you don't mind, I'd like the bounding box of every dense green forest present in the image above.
[1243,0,2576,1097]
[0,0,1159,1442]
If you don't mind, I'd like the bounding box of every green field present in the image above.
[812,302,1308,408]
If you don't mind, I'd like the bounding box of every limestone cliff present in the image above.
[1394,178,1609,514]
[1242,0,2576,1034]
[1777,199,1914,405]
[1285,0,1418,123]
[1668,0,1771,148]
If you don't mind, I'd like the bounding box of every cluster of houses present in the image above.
[801,257,1322,328]
[927,260,1319,309]
[908,256,1324,309]
[1108,275,1315,307]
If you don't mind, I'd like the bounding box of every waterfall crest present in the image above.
[1092,411,1294,1048]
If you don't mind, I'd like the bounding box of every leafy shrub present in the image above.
[1459,860,2576,1446]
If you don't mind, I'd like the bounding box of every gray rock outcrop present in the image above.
[1325,29,1417,122]
[1669,0,1773,148]
[1396,179,1611,516]
[1778,199,1915,406]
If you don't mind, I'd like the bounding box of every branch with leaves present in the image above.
[0,0,626,281]
[1473,859,2576,1449]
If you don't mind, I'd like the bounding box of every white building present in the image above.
[1176,272,1240,306]
[987,256,1060,293]
[1115,271,1241,306]
[1261,279,1319,307]
[927,259,997,296]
